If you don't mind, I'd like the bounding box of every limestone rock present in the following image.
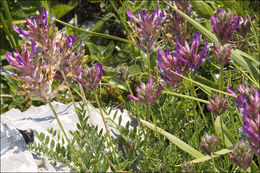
[1,122,38,172]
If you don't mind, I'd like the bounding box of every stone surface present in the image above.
[1,101,137,172]
[1,122,38,172]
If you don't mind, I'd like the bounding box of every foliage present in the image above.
[1,0,260,172]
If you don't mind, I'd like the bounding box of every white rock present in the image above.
[1,101,137,172]
[1,122,38,172]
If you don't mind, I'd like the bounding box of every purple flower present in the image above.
[200,133,218,155]
[4,40,60,102]
[128,76,163,105]
[54,35,88,82]
[243,113,260,157]
[126,6,164,52]
[237,16,252,37]
[5,40,36,75]
[176,32,209,69]
[210,8,240,45]
[229,140,253,170]
[157,49,189,87]
[13,7,53,46]
[77,63,103,91]
[207,94,228,116]
[213,43,232,66]
[226,84,260,157]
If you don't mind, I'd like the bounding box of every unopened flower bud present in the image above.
[200,133,218,155]
[77,63,103,91]
[207,94,228,116]
[229,140,253,170]
[213,43,232,66]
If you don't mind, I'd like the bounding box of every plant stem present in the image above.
[219,66,224,96]
[48,102,89,172]
[54,18,131,44]
[162,90,210,104]
[220,114,225,146]
[148,104,160,142]
[94,93,120,166]
[0,11,16,48]
[211,153,217,172]
[169,69,237,98]
[1,0,18,45]
[147,50,151,78]
[60,70,77,110]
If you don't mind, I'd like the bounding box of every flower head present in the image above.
[210,8,240,45]
[157,49,189,87]
[226,84,260,157]
[77,63,103,91]
[13,7,53,46]
[126,6,165,52]
[114,64,129,82]
[176,32,209,69]
[229,140,253,170]
[128,76,163,105]
[207,94,228,116]
[237,16,252,37]
[213,43,232,66]
[4,40,61,102]
[200,133,218,155]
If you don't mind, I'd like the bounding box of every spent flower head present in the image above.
[77,63,103,91]
[200,133,218,155]
[181,161,195,173]
[213,43,232,66]
[126,6,165,52]
[157,49,189,87]
[128,76,163,105]
[176,32,209,69]
[207,94,228,116]
[210,8,240,45]
[229,140,253,170]
[114,64,129,82]
[237,16,252,37]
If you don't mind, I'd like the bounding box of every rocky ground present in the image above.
[1,101,137,172]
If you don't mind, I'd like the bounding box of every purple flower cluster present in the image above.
[126,6,164,52]
[206,94,228,116]
[213,43,232,66]
[227,84,260,157]
[176,32,209,69]
[200,133,218,155]
[157,49,189,87]
[13,7,53,46]
[229,140,253,170]
[128,76,163,105]
[77,63,103,91]
[210,9,240,45]
[4,7,89,101]
[5,40,59,101]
